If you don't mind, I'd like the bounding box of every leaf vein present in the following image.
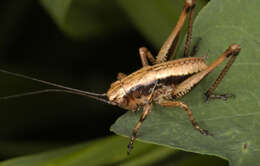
[203,111,260,121]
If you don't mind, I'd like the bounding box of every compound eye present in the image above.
[118,97,128,107]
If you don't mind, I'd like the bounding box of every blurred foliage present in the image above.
[115,0,208,49]
[0,136,227,166]
[40,0,129,39]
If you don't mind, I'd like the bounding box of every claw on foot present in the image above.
[200,129,208,135]
[205,92,235,103]
[127,143,133,155]
[194,123,209,136]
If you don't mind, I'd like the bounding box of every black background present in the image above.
[0,0,155,160]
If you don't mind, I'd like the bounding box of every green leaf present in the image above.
[111,0,260,166]
[116,0,208,48]
[0,140,72,157]
[0,136,174,166]
[39,0,72,24]
[0,136,228,166]
[39,0,128,39]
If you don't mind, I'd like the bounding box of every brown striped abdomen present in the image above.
[107,57,208,110]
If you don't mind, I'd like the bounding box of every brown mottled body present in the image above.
[107,44,240,154]
[107,57,208,111]
[0,0,241,155]
[105,0,241,154]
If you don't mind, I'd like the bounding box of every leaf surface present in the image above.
[111,0,260,165]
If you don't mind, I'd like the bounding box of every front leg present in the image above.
[128,103,153,155]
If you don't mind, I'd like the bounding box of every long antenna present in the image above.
[0,69,116,105]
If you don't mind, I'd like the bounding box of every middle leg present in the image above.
[139,47,156,66]
[159,100,208,135]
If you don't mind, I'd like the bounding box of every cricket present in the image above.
[0,0,240,154]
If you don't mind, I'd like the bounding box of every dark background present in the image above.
[0,0,156,160]
[0,1,227,165]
